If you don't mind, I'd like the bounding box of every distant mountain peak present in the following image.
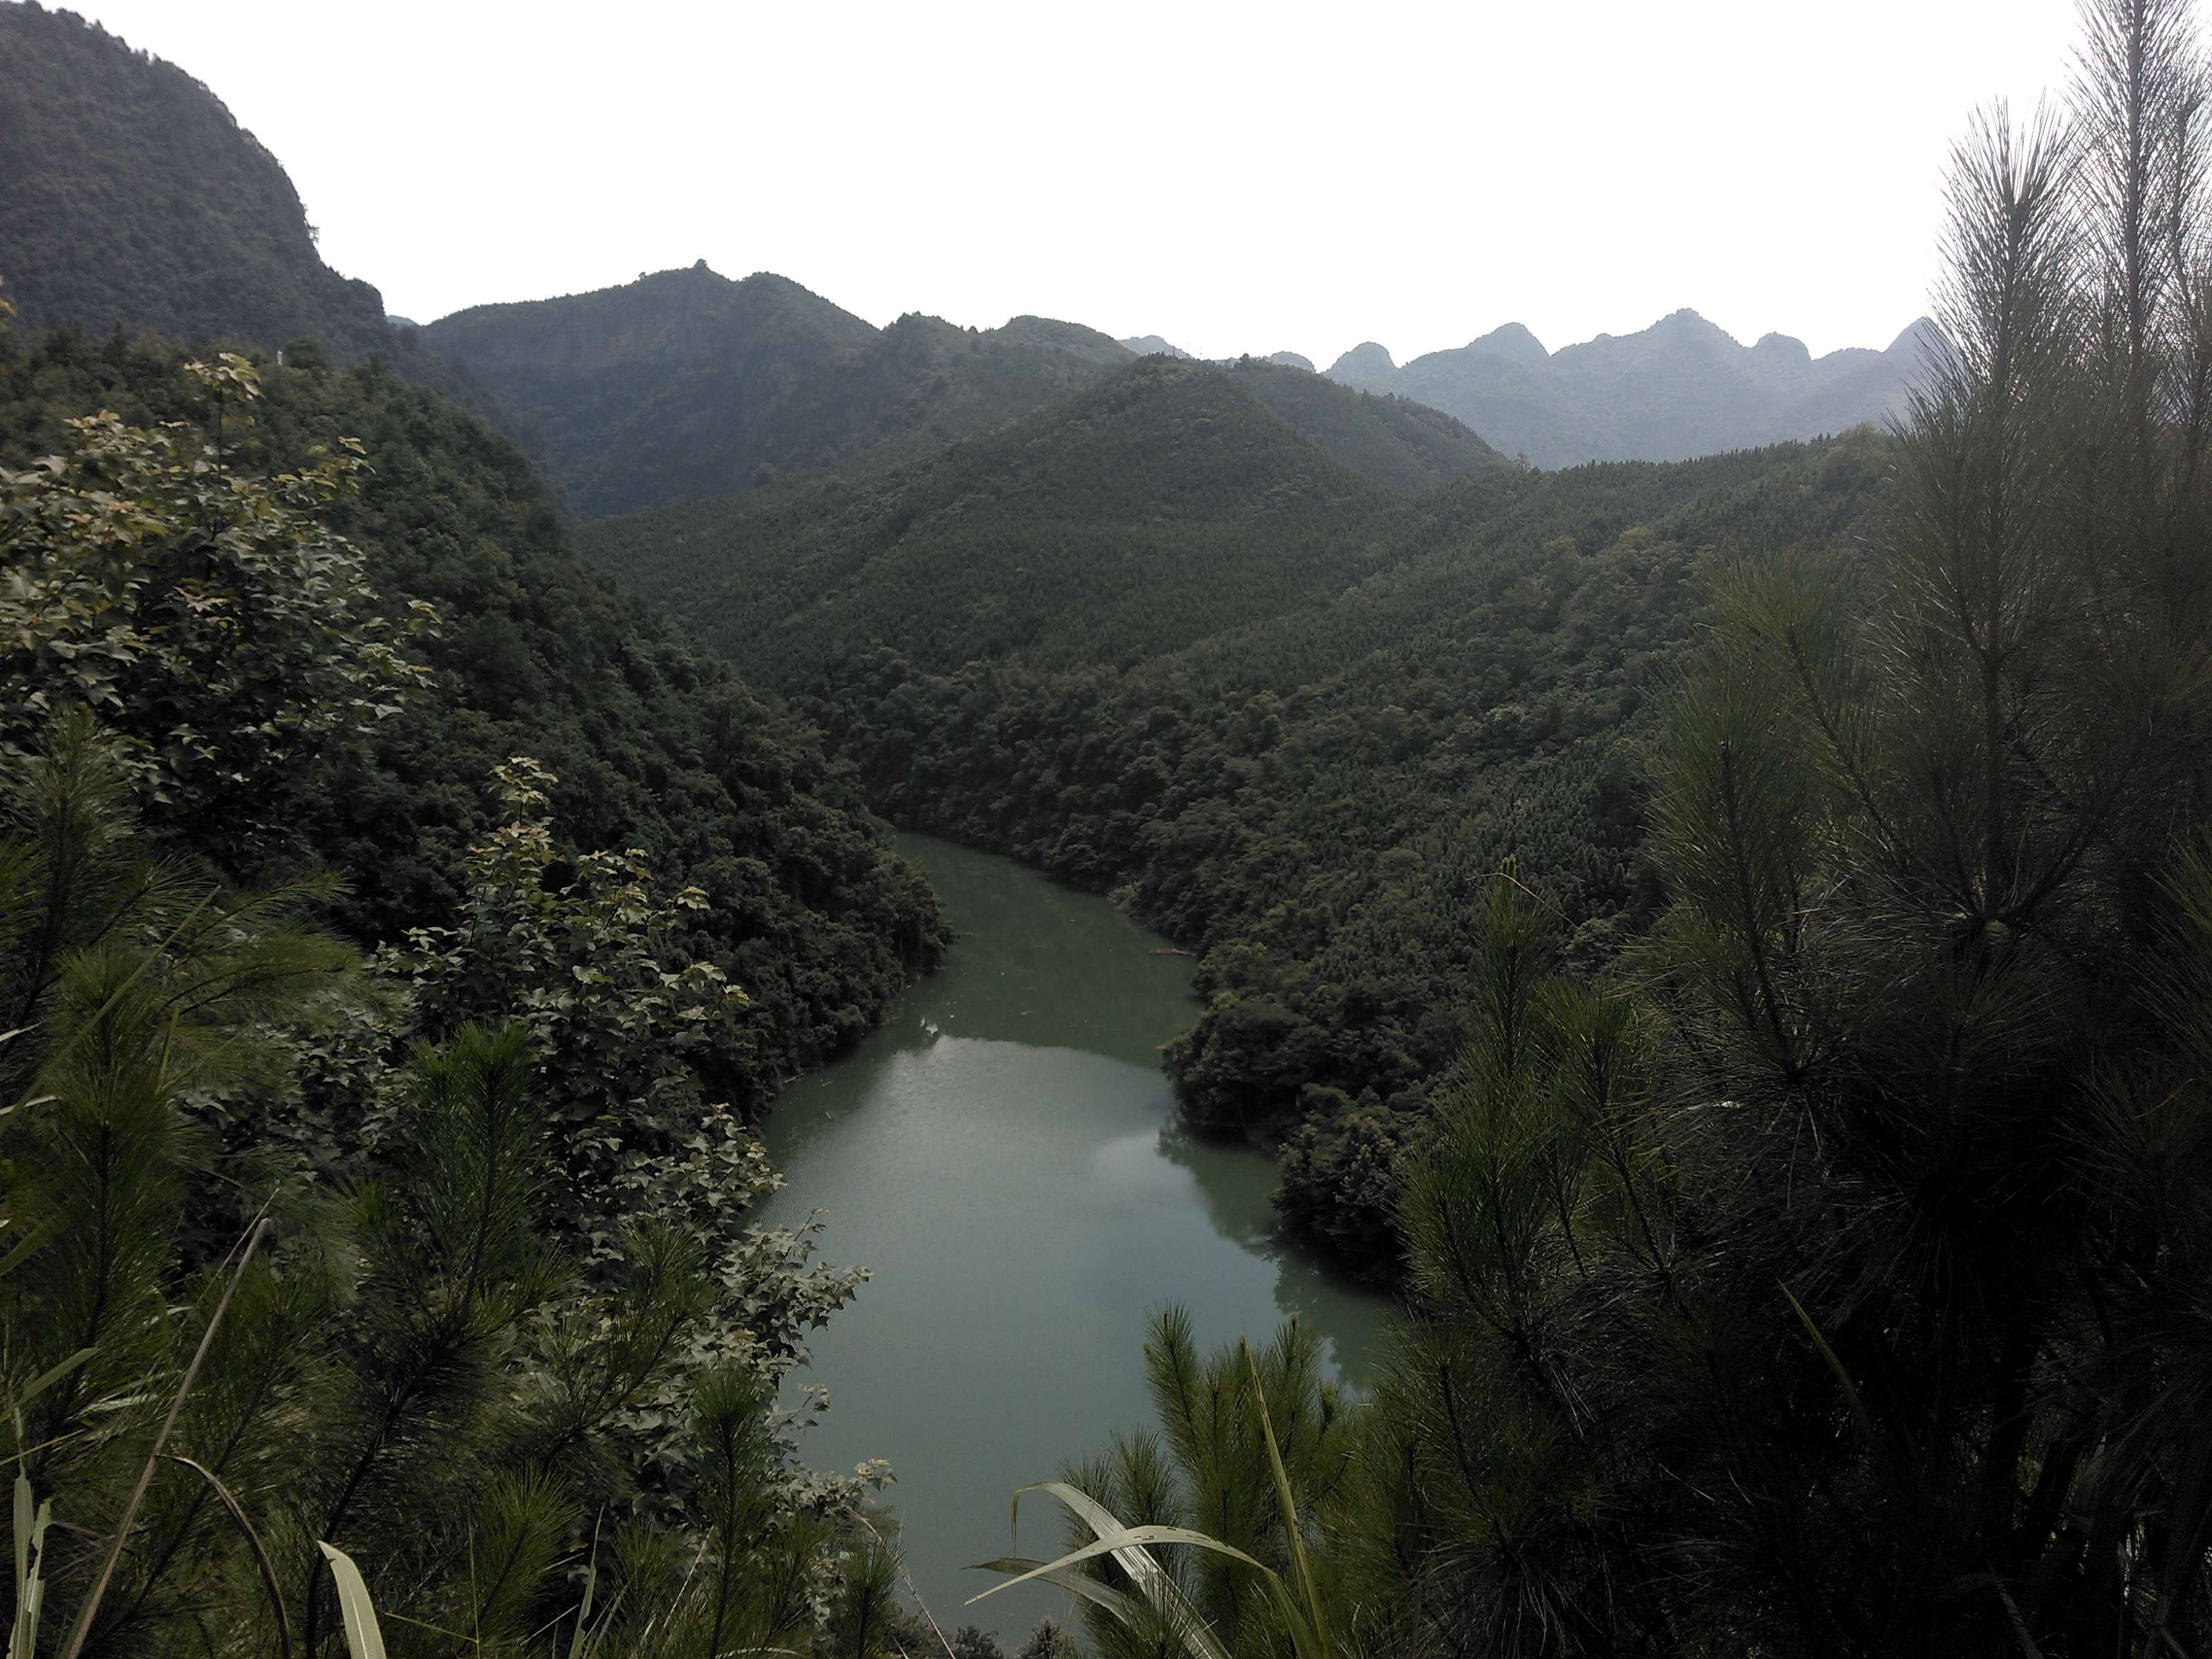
[1323,307,1931,467]
[1465,322,1549,368]
[1328,342,1398,388]
[1653,307,1733,340]
[1120,334,1193,359]
[1266,351,1315,372]
[1890,316,1943,355]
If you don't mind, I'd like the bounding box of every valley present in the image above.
[3,0,2211,1654]
[757,836,1389,1642]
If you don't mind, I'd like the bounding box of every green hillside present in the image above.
[0,322,947,1112]
[800,440,1882,1273]
[0,1,393,354]
[1221,356,1502,491]
[422,264,1144,516]
[581,345,1886,1272]
[579,355,1499,682]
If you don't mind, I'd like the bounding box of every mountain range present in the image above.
[0,0,1931,516]
[1321,310,1937,467]
[1122,312,1936,469]
[419,268,1136,517]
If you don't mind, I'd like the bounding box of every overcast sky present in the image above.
[61,0,2086,364]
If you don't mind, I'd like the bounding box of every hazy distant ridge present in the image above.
[1325,308,1936,467]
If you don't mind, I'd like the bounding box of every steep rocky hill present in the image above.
[0,1,393,355]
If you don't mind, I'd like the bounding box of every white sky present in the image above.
[57,0,2086,364]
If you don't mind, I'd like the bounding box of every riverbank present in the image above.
[756,834,1393,1640]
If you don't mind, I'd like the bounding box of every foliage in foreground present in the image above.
[0,310,934,1653]
[0,713,897,1656]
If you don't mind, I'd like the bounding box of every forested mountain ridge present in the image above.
[0,322,948,1112]
[579,355,1504,687]
[422,264,1147,517]
[793,438,1884,1275]
[582,358,1887,1271]
[1327,306,1936,466]
[1223,356,1501,488]
[0,1,395,355]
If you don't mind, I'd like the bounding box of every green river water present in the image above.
[757,835,1394,1644]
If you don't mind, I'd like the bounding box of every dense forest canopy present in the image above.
[0,321,947,1111]
[0,292,973,1650]
[583,355,1502,687]
[582,348,1886,1275]
[420,265,1148,517]
[0,2,393,355]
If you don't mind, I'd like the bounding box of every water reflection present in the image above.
[756,836,1394,1639]
[1152,1116,1396,1392]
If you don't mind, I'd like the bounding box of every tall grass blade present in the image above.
[160,1455,290,1659]
[991,1480,1233,1659]
[318,1542,391,1659]
[58,1216,270,1659]
[1783,1284,1882,1452]
[0,1221,56,1286]
[1242,1341,1331,1659]
[13,1347,91,1413]
[967,1521,1272,1597]
[8,1474,49,1659]
[968,1557,1146,1624]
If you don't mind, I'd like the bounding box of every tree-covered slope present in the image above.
[799,439,1883,1273]
[582,351,1886,1271]
[579,355,1500,682]
[0,322,948,1112]
[420,264,1143,516]
[1328,308,1932,466]
[0,1,393,355]
[1221,357,1502,492]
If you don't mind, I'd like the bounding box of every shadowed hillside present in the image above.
[578,354,1503,682]
[0,1,393,354]
[422,265,1144,516]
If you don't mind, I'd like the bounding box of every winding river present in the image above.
[756,835,1394,1644]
